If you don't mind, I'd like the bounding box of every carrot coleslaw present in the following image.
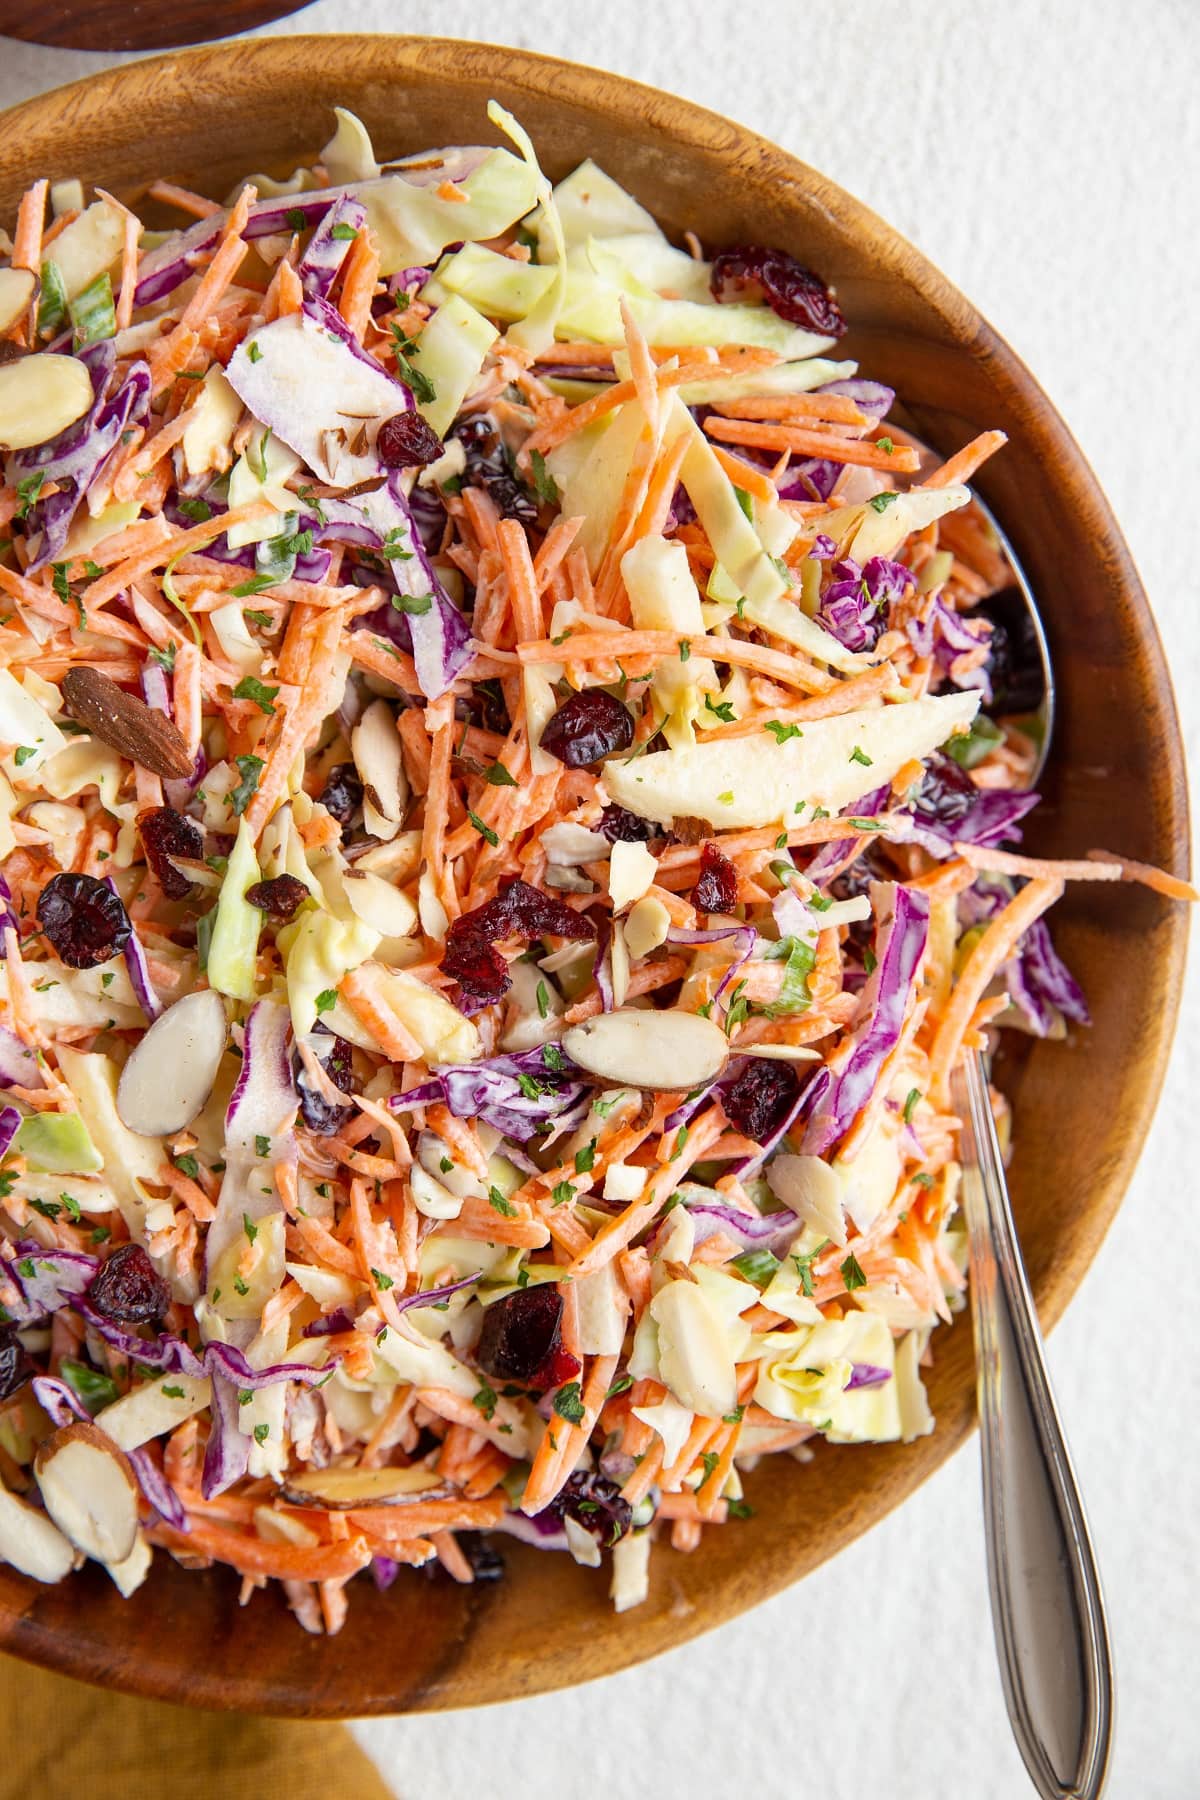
[0,107,1187,1630]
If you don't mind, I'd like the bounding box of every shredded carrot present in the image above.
[705,416,922,473]
[0,119,1183,1640]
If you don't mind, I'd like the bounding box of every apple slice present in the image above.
[0,268,35,335]
[603,690,980,830]
[34,1422,139,1565]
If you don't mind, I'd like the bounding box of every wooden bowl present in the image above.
[0,36,1187,1717]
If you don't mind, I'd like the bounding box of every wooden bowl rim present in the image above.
[0,33,1188,1715]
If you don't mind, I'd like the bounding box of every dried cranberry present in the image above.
[38,872,132,970]
[0,1327,33,1402]
[245,874,309,920]
[442,877,595,1004]
[710,245,846,338]
[138,806,202,900]
[909,752,978,833]
[378,410,443,469]
[692,841,738,914]
[86,1243,170,1324]
[476,1285,575,1388]
[295,1032,355,1136]
[457,1531,505,1581]
[720,1057,801,1143]
[548,1469,632,1548]
[451,415,538,525]
[539,690,634,768]
[974,587,1046,717]
[460,679,510,739]
[420,1528,506,1584]
[318,762,363,825]
[671,814,714,846]
[599,804,656,844]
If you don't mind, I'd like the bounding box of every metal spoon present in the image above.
[935,487,1114,1797]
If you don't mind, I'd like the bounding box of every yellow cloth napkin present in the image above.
[0,1655,393,1799]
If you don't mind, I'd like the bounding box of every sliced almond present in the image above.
[253,1503,321,1548]
[116,988,228,1137]
[0,353,94,451]
[351,698,408,841]
[342,867,418,939]
[623,896,671,961]
[0,268,35,336]
[564,1006,728,1090]
[281,1464,447,1509]
[35,1421,139,1565]
[0,1479,78,1583]
[105,1529,152,1597]
[61,666,193,780]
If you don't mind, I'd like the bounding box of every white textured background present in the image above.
[1,4,1196,1795]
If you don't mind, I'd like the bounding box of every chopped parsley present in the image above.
[574,1140,596,1175]
[529,448,559,505]
[232,674,279,715]
[242,1213,258,1244]
[253,1422,270,1445]
[468,810,499,847]
[840,1251,867,1291]
[229,753,265,815]
[255,1135,270,1158]
[791,1238,831,1298]
[330,222,360,241]
[487,1187,517,1218]
[390,590,434,615]
[536,980,550,1019]
[553,1381,585,1424]
[698,1450,720,1487]
[606,1373,634,1400]
[903,1088,921,1124]
[390,327,437,404]
[371,1267,395,1290]
[314,988,338,1016]
[868,490,900,514]
[472,1383,498,1422]
[849,745,874,766]
[174,1153,200,1181]
[484,759,517,786]
[678,639,691,662]
[764,720,803,744]
[551,1180,575,1208]
[13,746,36,766]
[14,471,45,521]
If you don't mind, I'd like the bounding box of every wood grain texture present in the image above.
[0,34,1187,1718]
[0,2,307,51]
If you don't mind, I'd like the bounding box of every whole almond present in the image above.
[61,666,193,779]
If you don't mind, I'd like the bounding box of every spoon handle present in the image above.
[954,1052,1114,1798]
